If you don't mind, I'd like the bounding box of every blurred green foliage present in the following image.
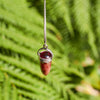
[0,0,100,100]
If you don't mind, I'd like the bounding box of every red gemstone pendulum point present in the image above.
[40,51,52,75]
[38,49,53,76]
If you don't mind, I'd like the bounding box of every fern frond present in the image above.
[0,80,3,100]
[12,85,18,100]
[0,54,40,76]
[73,0,98,57]
[3,73,10,100]
[96,0,100,42]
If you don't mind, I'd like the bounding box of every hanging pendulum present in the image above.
[37,0,53,76]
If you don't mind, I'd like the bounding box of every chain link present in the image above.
[43,0,47,48]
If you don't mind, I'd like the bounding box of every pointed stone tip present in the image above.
[42,72,50,76]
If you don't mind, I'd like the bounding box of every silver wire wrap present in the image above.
[37,48,53,56]
[37,48,53,62]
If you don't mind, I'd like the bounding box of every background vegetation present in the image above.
[0,0,100,100]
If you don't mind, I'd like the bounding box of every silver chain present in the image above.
[43,0,48,48]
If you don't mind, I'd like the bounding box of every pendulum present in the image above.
[37,48,53,75]
[37,0,53,75]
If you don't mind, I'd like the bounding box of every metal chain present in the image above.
[43,0,48,49]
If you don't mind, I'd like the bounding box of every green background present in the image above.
[0,0,100,100]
